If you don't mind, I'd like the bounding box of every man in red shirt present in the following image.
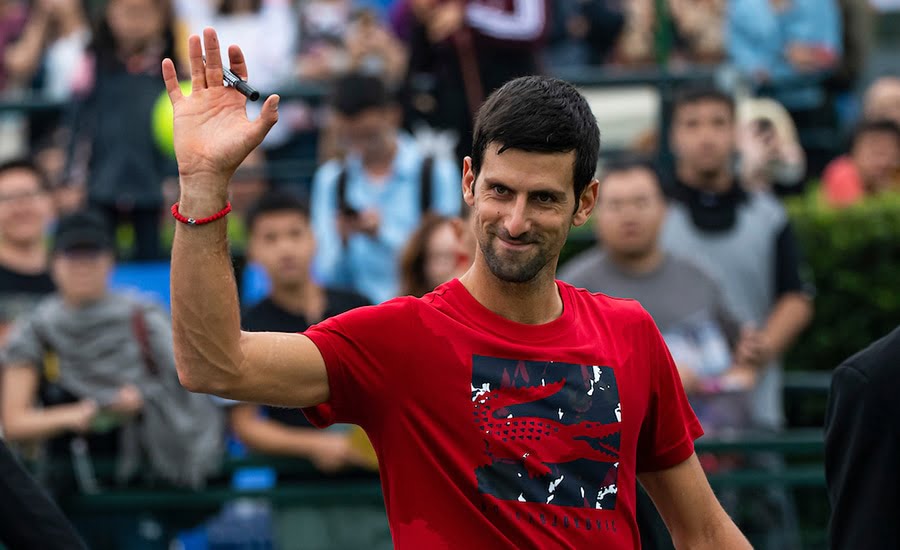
[163,28,750,549]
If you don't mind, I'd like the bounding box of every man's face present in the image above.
[52,249,114,304]
[853,132,900,193]
[463,144,597,284]
[248,211,315,288]
[334,107,398,163]
[596,168,666,259]
[671,100,735,178]
[0,169,54,246]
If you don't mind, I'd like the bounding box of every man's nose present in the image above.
[503,196,532,239]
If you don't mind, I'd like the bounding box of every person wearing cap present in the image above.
[0,210,224,521]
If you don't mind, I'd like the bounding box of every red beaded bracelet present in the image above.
[171,202,232,226]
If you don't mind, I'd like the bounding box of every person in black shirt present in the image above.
[825,326,900,550]
[0,159,56,343]
[232,190,370,473]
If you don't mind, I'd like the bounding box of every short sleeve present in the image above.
[636,313,705,473]
[301,298,414,430]
[1,315,44,369]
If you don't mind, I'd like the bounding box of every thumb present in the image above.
[252,94,280,143]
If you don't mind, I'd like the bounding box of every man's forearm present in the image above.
[762,292,813,358]
[675,512,752,550]
[171,179,244,394]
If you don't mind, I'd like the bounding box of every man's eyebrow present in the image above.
[482,178,567,198]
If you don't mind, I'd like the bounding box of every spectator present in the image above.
[822,119,900,207]
[542,0,625,69]
[231,191,371,472]
[398,213,473,297]
[559,159,756,425]
[2,0,90,99]
[65,0,180,261]
[344,8,407,85]
[662,87,813,547]
[736,97,806,195]
[0,0,28,93]
[727,0,841,112]
[824,326,900,550]
[616,0,725,66]
[311,72,461,303]
[663,87,814,431]
[862,76,900,127]
[0,159,55,344]
[403,0,549,159]
[0,210,224,494]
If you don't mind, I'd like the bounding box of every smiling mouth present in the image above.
[497,238,535,250]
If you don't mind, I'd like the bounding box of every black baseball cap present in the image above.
[53,210,114,253]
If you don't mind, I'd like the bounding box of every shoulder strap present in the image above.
[419,155,434,215]
[131,307,159,377]
[336,161,350,214]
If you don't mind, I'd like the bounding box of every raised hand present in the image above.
[162,28,279,185]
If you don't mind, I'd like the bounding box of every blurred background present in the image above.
[0,0,898,548]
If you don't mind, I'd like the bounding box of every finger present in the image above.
[203,27,224,87]
[188,34,206,91]
[161,58,183,105]
[251,94,280,143]
[228,44,248,80]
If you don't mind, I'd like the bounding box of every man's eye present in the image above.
[492,185,509,195]
[535,193,554,203]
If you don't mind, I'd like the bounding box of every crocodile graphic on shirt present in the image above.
[471,357,621,510]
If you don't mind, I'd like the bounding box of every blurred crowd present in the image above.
[0,0,898,548]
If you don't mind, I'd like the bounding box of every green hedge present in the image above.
[785,189,900,372]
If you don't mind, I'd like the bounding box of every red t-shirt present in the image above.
[303,279,703,549]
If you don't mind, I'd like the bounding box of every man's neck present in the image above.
[459,254,563,325]
[269,279,324,322]
[362,136,399,180]
[0,240,47,274]
[606,246,666,276]
[677,164,733,194]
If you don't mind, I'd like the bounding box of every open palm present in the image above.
[162,28,279,181]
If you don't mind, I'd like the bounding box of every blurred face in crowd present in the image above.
[106,0,167,52]
[463,144,596,284]
[248,210,315,290]
[864,77,900,128]
[424,221,463,291]
[52,249,114,305]
[596,167,666,260]
[334,106,399,165]
[671,99,735,180]
[853,130,900,194]
[0,167,54,247]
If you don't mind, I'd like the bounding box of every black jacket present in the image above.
[0,438,88,549]
[825,326,900,550]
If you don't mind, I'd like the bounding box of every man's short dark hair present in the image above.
[0,158,52,192]
[471,75,601,207]
[245,191,310,234]
[598,157,663,196]
[330,73,393,117]
[851,119,900,149]
[672,86,736,120]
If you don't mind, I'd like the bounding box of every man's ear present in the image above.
[572,178,600,228]
[462,156,476,207]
